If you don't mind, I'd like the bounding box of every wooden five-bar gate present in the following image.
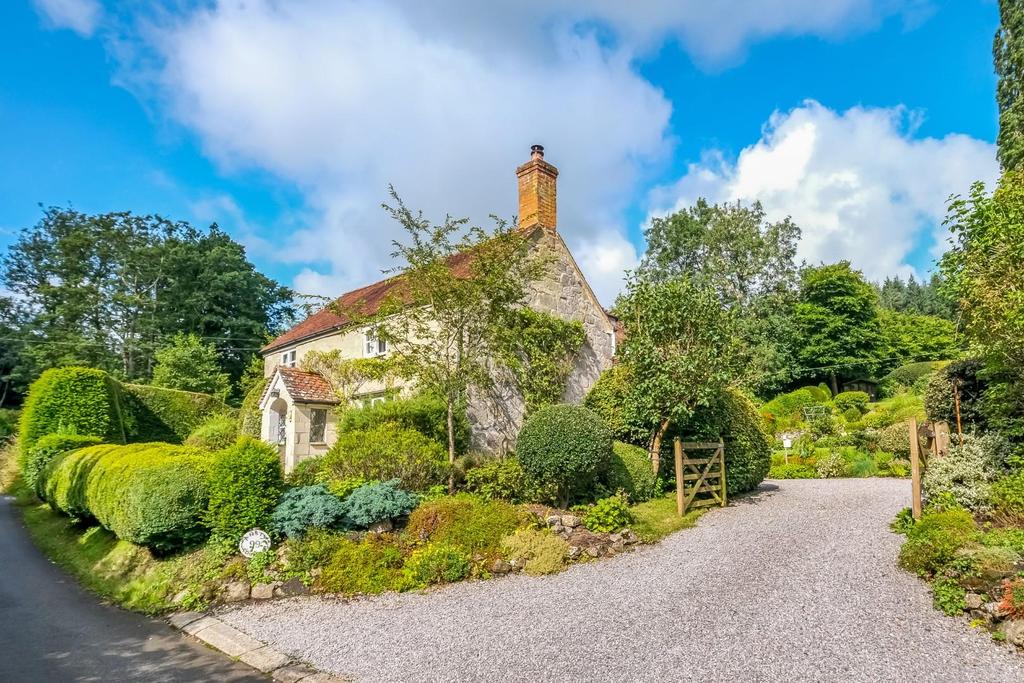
[673,438,727,516]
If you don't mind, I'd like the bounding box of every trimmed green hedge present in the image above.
[24,433,103,497]
[205,438,282,542]
[41,443,212,554]
[20,368,123,450]
[18,367,229,457]
[604,441,658,502]
[516,404,612,505]
[238,377,269,438]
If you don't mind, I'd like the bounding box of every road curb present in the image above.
[167,611,349,682]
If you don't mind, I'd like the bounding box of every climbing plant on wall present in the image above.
[495,308,585,415]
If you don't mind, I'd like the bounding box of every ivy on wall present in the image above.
[496,308,585,415]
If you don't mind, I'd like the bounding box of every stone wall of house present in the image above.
[466,229,616,452]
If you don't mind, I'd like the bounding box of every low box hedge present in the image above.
[42,442,212,554]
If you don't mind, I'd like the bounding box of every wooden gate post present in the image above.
[908,417,922,520]
[718,438,727,507]
[674,437,685,517]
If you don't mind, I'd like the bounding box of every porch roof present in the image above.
[263,366,339,405]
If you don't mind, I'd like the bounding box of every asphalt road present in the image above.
[0,495,263,682]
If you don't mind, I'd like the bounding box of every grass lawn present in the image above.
[630,495,705,543]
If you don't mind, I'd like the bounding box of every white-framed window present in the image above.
[363,329,388,357]
[354,391,390,408]
[309,408,327,444]
[281,349,296,368]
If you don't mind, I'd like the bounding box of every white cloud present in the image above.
[33,0,102,37]
[104,0,935,303]
[649,101,997,280]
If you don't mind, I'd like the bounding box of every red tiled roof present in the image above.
[263,250,477,353]
[269,366,339,404]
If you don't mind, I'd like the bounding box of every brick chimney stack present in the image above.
[516,144,558,231]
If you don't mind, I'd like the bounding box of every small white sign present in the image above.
[238,528,272,558]
[782,437,792,449]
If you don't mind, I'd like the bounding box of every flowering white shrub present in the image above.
[922,433,1011,511]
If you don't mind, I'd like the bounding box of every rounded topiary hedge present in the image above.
[515,404,612,505]
[20,367,122,451]
[24,433,103,498]
[604,441,658,502]
[205,437,283,542]
[42,442,212,554]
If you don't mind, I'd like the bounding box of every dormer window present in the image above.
[281,349,296,368]
[363,330,387,357]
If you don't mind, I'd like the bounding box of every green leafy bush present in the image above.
[891,507,915,535]
[582,494,633,532]
[405,494,522,557]
[604,442,658,503]
[898,509,979,577]
[582,365,651,444]
[877,422,910,456]
[403,543,471,587]
[287,456,324,486]
[25,433,103,497]
[501,529,569,576]
[463,457,546,503]
[982,528,1024,555]
[931,578,967,616]
[20,367,122,450]
[516,405,612,505]
[238,377,268,438]
[956,545,1020,577]
[317,535,405,595]
[42,443,212,554]
[342,480,418,528]
[881,361,947,396]
[922,433,1010,511]
[768,463,816,479]
[834,391,870,415]
[271,485,348,539]
[676,388,772,496]
[206,438,283,542]
[327,476,369,499]
[185,414,239,451]
[119,383,229,443]
[322,422,448,491]
[924,359,987,431]
[845,449,879,478]
[760,387,829,434]
[338,393,470,453]
[991,470,1024,524]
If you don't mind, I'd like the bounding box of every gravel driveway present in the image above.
[218,479,1024,682]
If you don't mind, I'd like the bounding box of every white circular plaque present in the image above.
[238,528,272,558]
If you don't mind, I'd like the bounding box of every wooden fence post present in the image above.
[718,438,727,507]
[674,437,684,517]
[908,417,922,520]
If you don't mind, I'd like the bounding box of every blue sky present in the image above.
[0,1,1003,303]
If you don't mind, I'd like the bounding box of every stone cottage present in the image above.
[259,146,617,472]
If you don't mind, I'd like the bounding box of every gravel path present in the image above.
[218,479,1024,682]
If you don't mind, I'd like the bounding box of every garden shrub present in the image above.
[924,359,987,431]
[342,479,418,528]
[463,457,546,504]
[834,391,870,415]
[184,414,239,451]
[119,383,230,443]
[898,509,980,577]
[20,367,122,449]
[403,543,471,587]
[931,578,967,616]
[25,433,102,497]
[768,463,816,479]
[759,387,828,434]
[881,361,947,396]
[205,438,283,542]
[271,484,348,539]
[878,422,910,456]
[327,476,369,499]
[922,433,1010,511]
[581,493,633,532]
[43,442,212,554]
[956,545,1020,577]
[287,456,324,486]
[891,507,915,535]
[337,393,470,453]
[502,529,569,576]
[845,449,879,478]
[516,405,612,505]
[317,535,405,595]
[990,470,1024,524]
[582,365,650,444]
[238,377,268,438]
[322,422,448,492]
[815,451,847,478]
[676,388,772,496]
[405,494,522,557]
[981,528,1024,555]
[604,442,659,503]
[280,528,349,581]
